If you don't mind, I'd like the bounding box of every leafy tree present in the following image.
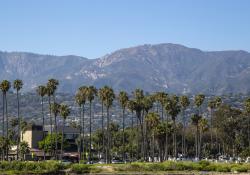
[19,141,30,160]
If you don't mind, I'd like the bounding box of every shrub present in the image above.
[71,164,91,174]
[231,165,248,172]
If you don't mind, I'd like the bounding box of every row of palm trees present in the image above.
[2,78,250,162]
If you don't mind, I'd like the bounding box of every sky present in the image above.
[0,0,250,58]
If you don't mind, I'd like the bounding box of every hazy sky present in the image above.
[0,0,249,58]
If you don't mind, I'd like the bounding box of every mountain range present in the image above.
[1,43,250,95]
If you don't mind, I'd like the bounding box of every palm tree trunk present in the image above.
[16,90,20,160]
[101,102,104,159]
[130,111,134,162]
[152,133,155,162]
[122,108,125,162]
[106,107,110,163]
[42,97,45,160]
[173,118,177,159]
[79,105,82,161]
[165,114,168,160]
[82,105,85,161]
[5,92,9,161]
[54,113,58,159]
[88,101,92,163]
[48,96,52,156]
[2,92,4,137]
[60,118,65,160]
[2,93,5,160]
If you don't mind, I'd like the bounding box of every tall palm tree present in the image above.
[50,102,60,159]
[98,87,106,158]
[0,80,11,160]
[145,112,160,162]
[47,79,59,128]
[60,104,70,160]
[127,100,136,161]
[142,95,154,160]
[180,95,190,156]
[46,79,59,157]
[118,91,129,161]
[102,86,115,163]
[165,95,180,159]
[85,86,97,163]
[13,79,23,160]
[191,114,202,159]
[75,86,87,161]
[132,89,144,160]
[36,85,47,160]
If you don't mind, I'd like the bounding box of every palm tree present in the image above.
[198,117,208,157]
[102,86,115,163]
[244,98,250,148]
[127,100,136,161]
[179,95,190,157]
[191,114,202,159]
[132,89,145,160]
[142,95,154,160]
[155,92,168,120]
[118,91,129,161]
[75,86,87,161]
[0,80,11,160]
[36,85,47,160]
[194,94,205,115]
[46,79,59,157]
[50,102,60,159]
[208,99,216,146]
[60,104,70,160]
[13,79,23,160]
[165,95,180,159]
[145,112,160,162]
[98,87,106,158]
[85,86,97,163]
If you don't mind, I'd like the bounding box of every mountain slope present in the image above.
[1,43,250,94]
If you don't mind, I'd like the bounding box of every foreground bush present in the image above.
[0,161,65,174]
[112,161,250,173]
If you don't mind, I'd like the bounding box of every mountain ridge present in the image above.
[1,43,250,94]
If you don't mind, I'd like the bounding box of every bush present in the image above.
[0,161,64,173]
[71,164,91,174]
[231,165,248,172]
[216,165,231,172]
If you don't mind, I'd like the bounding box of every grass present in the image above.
[0,160,249,174]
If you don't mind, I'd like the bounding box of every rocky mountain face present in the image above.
[1,43,250,94]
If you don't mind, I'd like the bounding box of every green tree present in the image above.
[50,102,61,159]
[191,114,202,158]
[118,91,129,161]
[0,80,11,160]
[98,87,106,158]
[145,112,160,162]
[19,141,30,160]
[85,86,97,163]
[155,92,168,120]
[102,86,115,163]
[36,85,47,160]
[75,86,87,161]
[165,95,180,159]
[60,104,70,160]
[180,95,190,156]
[13,79,23,160]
